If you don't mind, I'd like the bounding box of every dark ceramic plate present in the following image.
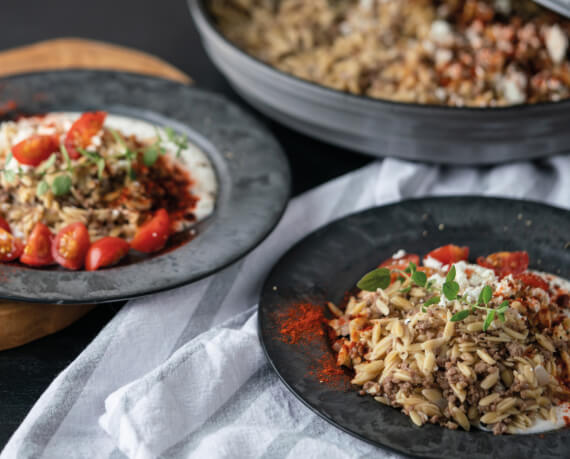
[190,0,570,165]
[259,197,569,458]
[0,70,290,304]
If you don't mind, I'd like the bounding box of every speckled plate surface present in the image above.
[0,70,290,304]
[259,197,569,458]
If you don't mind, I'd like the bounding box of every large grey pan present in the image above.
[190,0,570,165]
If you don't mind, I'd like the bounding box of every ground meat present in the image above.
[493,422,508,435]
[556,294,569,308]
[436,371,450,390]
[506,342,525,357]
[446,366,470,386]
[474,361,489,374]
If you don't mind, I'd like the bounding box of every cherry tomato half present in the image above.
[52,222,91,270]
[64,111,107,160]
[515,272,549,291]
[0,228,23,262]
[86,237,130,271]
[130,209,170,253]
[12,134,59,166]
[20,222,54,267]
[424,244,469,266]
[476,251,529,278]
[0,216,11,234]
[379,253,420,271]
[379,253,421,284]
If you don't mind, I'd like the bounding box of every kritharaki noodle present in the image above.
[327,249,570,435]
[211,0,570,106]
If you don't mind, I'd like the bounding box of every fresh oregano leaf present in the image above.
[424,296,441,307]
[36,180,49,196]
[479,285,493,305]
[399,286,412,293]
[357,268,391,291]
[143,145,160,166]
[450,309,470,322]
[4,170,16,183]
[483,310,496,331]
[443,281,460,300]
[52,174,72,196]
[446,265,456,282]
[412,270,427,287]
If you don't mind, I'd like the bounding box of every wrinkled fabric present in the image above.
[3,156,569,459]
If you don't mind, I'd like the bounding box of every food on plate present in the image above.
[211,0,570,106]
[0,111,217,270]
[327,245,570,434]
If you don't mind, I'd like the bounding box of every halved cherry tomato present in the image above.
[130,209,170,253]
[64,111,107,159]
[0,228,23,262]
[20,222,54,267]
[424,244,469,266]
[379,253,421,284]
[515,272,549,291]
[52,222,91,270]
[476,251,529,278]
[12,134,59,166]
[0,216,11,234]
[379,253,420,270]
[85,237,130,271]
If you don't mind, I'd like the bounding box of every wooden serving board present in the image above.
[0,38,192,350]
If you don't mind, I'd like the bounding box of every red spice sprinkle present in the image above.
[310,353,346,385]
[276,302,327,345]
[564,415,570,427]
[274,301,350,387]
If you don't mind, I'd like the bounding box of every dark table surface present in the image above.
[0,0,371,449]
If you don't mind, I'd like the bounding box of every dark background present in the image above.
[0,0,371,448]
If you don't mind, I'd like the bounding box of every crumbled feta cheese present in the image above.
[428,261,496,305]
[392,249,407,259]
[423,256,443,270]
[545,24,568,65]
[430,20,454,46]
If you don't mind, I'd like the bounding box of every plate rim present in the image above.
[258,195,569,458]
[0,69,292,304]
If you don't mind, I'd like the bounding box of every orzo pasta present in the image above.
[211,0,570,106]
[327,245,570,434]
[0,112,217,270]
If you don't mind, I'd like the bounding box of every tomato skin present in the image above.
[0,228,23,262]
[85,237,129,271]
[379,254,420,271]
[515,272,549,291]
[20,223,55,267]
[0,217,11,234]
[425,244,469,266]
[12,134,59,166]
[64,111,107,159]
[476,251,529,278]
[130,209,170,253]
[52,222,91,270]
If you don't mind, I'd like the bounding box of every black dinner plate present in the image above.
[0,70,290,303]
[258,197,569,459]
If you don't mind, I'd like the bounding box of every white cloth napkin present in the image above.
[2,156,569,459]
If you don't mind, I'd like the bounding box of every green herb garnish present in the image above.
[77,147,106,179]
[36,180,49,196]
[357,268,392,291]
[51,174,72,196]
